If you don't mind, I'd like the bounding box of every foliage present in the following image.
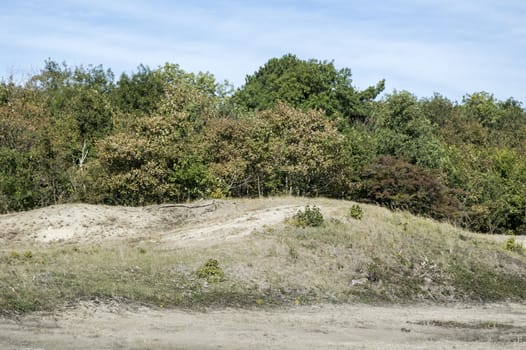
[289,205,325,227]
[349,204,363,220]
[206,103,350,197]
[232,54,384,122]
[353,156,463,221]
[503,235,524,254]
[196,259,225,283]
[1,58,526,235]
[112,64,164,114]
[94,66,221,205]
[369,91,446,169]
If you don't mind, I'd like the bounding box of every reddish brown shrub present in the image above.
[354,156,463,221]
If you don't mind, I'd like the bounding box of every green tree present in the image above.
[0,83,76,210]
[94,65,222,205]
[462,92,502,128]
[232,54,384,122]
[112,64,165,114]
[369,91,446,169]
[421,93,457,127]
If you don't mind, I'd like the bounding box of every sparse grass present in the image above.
[265,205,526,303]
[0,244,274,315]
[410,319,515,329]
[2,201,526,315]
[409,319,526,343]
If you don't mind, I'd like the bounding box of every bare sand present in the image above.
[1,302,526,349]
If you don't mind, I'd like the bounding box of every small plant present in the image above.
[7,250,34,263]
[287,241,299,262]
[196,258,225,283]
[504,236,524,254]
[289,205,324,227]
[349,204,364,220]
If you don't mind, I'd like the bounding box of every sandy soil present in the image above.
[1,197,526,349]
[1,197,524,247]
[0,198,313,246]
[1,302,526,349]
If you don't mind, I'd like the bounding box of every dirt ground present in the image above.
[1,302,526,349]
[1,197,526,349]
[0,198,310,247]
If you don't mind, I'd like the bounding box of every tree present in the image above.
[206,103,350,197]
[94,65,222,205]
[462,92,502,128]
[421,93,457,127]
[369,91,446,169]
[232,54,384,122]
[353,156,463,221]
[0,83,76,210]
[112,64,165,114]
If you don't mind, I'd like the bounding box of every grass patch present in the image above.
[264,208,526,303]
[449,262,526,301]
[0,242,322,315]
[0,245,274,315]
[409,319,526,343]
[503,235,524,254]
[410,319,516,330]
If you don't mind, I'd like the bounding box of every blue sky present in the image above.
[1,0,525,102]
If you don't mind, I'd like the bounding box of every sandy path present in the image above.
[0,199,308,246]
[163,204,302,247]
[1,303,526,349]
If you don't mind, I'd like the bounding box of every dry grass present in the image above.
[1,200,526,315]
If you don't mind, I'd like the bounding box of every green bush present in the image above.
[290,205,324,227]
[349,204,363,220]
[196,259,225,283]
[504,236,524,254]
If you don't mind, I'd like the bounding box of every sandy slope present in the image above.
[1,197,526,349]
[1,197,523,246]
[0,198,313,246]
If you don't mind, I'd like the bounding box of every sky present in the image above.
[1,0,525,103]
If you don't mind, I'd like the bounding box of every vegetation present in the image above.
[288,205,325,227]
[1,55,526,235]
[349,204,363,220]
[503,235,524,254]
[196,258,225,283]
[1,201,526,315]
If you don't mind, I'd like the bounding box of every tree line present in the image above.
[1,54,525,235]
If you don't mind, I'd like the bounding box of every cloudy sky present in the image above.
[1,0,525,102]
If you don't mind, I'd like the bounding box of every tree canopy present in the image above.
[1,56,525,235]
[232,54,385,122]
